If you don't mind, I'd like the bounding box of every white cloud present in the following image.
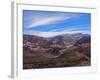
[27,14,81,28]
[24,29,90,38]
[28,16,62,28]
[24,30,67,37]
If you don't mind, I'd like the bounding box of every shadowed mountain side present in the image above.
[73,35,91,57]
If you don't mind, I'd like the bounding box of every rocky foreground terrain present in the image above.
[23,33,91,69]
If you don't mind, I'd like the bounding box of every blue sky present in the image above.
[23,10,91,37]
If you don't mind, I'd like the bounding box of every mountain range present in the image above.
[23,33,91,69]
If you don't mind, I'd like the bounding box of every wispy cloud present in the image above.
[27,14,81,28]
[28,16,63,28]
[50,25,90,32]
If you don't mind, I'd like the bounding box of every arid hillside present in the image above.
[23,33,91,69]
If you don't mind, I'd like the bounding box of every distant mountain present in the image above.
[23,34,46,43]
[23,33,90,47]
[47,33,88,46]
[23,34,51,47]
[47,36,65,46]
